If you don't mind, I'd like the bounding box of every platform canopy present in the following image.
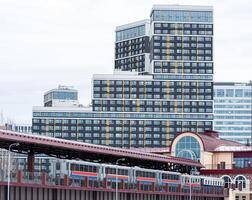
[0,129,203,173]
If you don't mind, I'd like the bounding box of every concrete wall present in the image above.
[212,152,233,169]
[203,151,213,169]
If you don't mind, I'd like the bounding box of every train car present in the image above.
[181,175,201,189]
[160,171,181,185]
[67,160,102,187]
[68,160,101,180]
[132,167,159,191]
[65,159,224,194]
[103,164,131,182]
[134,167,158,184]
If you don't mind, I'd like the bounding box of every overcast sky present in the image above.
[0,0,251,124]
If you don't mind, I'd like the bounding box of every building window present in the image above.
[175,136,201,161]
[235,175,247,189]
[222,176,232,188]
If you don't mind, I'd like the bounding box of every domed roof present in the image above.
[173,131,243,152]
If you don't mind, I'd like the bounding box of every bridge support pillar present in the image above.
[137,182,141,191]
[152,182,155,191]
[84,177,88,187]
[17,170,23,183]
[103,178,107,188]
[64,174,69,186]
[42,173,47,185]
[121,180,125,190]
[27,152,35,173]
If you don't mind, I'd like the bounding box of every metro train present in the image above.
[66,160,224,191]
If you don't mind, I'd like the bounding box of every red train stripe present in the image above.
[72,171,97,177]
[106,174,128,179]
[162,179,180,183]
[137,177,156,182]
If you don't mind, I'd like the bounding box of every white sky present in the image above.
[0,0,251,124]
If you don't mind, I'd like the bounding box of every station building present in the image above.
[137,131,252,200]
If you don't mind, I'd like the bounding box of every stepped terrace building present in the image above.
[33,5,214,148]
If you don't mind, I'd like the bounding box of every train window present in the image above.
[162,173,178,180]
[71,164,79,171]
[136,170,155,178]
[106,168,116,174]
[105,167,127,175]
[118,169,128,175]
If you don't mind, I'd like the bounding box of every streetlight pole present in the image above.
[189,176,192,200]
[115,158,125,200]
[7,143,19,200]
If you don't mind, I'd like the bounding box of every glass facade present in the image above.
[115,21,149,73]
[175,136,201,160]
[151,10,213,23]
[116,25,145,42]
[44,91,77,102]
[43,86,78,107]
[214,82,252,144]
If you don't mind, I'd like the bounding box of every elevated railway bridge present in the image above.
[0,130,202,173]
[0,130,228,200]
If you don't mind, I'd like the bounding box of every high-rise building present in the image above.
[115,20,150,74]
[214,82,252,144]
[44,85,79,107]
[33,5,214,148]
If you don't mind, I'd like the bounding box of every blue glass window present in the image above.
[52,91,77,100]
[152,10,213,23]
[116,25,145,41]
[175,136,201,160]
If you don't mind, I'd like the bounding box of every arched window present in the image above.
[221,176,232,188]
[235,175,246,189]
[175,136,201,161]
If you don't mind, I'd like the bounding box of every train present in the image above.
[65,160,224,191]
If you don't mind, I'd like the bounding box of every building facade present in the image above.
[115,20,150,73]
[214,82,252,144]
[33,5,214,148]
[44,85,79,107]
